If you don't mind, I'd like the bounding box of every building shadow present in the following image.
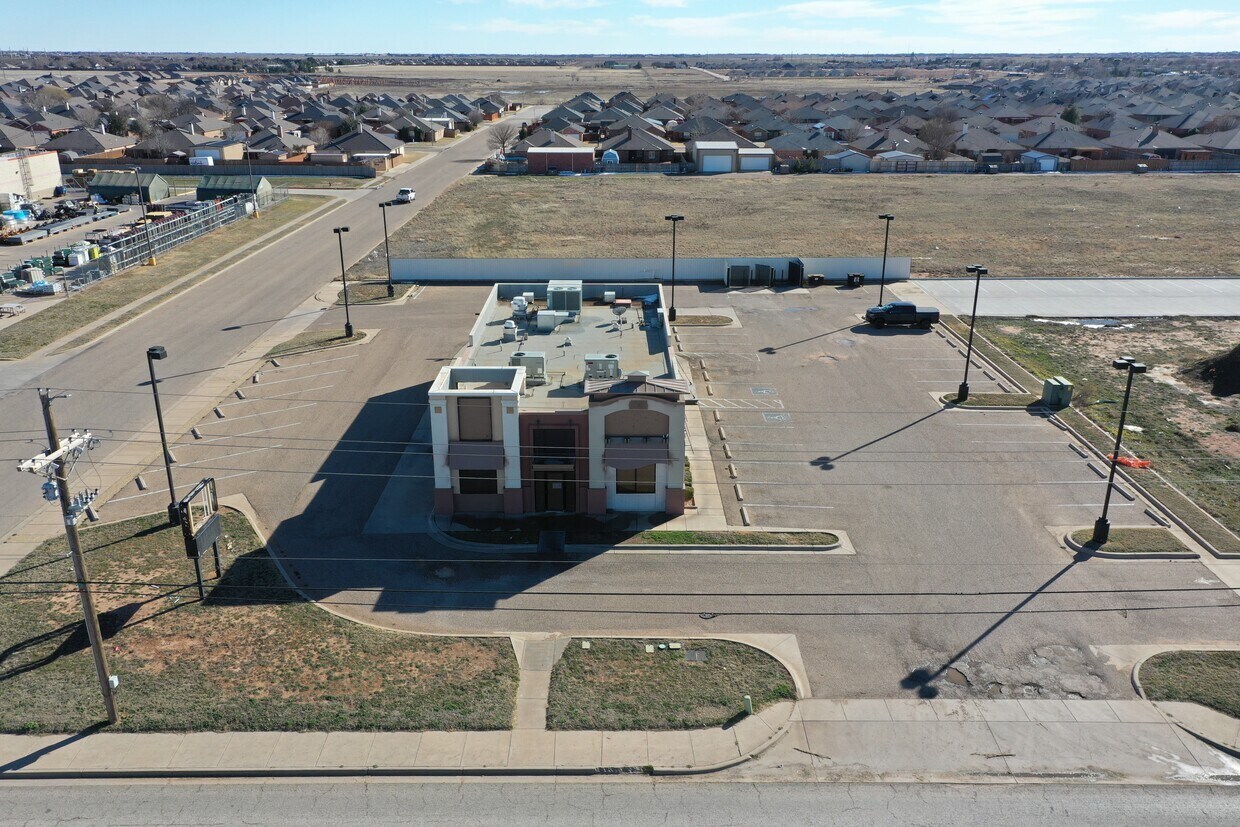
[264,380,614,617]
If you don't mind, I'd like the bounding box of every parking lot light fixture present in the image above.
[145,345,179,525]
[129,166,157,266]
[333,227,353,339]
[957,264,987,402]
[664,214,684,322]
[380,201,394,297]
[877,214,895,305]
[1092,356,1147,545]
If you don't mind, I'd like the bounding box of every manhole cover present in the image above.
[763,412,792,423]
[684,650,707,662]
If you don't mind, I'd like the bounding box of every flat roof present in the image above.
[469,290,675,410]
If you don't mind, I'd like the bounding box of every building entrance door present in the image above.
[534,470,574,512]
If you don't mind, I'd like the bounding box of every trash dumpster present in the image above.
[846,273,866,288]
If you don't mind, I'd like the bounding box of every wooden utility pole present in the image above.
[35,389,119,724]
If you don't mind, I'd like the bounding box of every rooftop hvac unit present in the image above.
[536,310,574,332]
[584,353,621,380]
[547,283,582,312]
[510,351,547,385]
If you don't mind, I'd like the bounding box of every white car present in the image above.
[396,188,416,203]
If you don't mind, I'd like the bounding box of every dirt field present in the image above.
[331,63,948,99]
[357,174,1240,279]
[976,317,1240,542]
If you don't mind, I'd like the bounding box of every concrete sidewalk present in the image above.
[3,700,1237,783]
[0,702,795,778]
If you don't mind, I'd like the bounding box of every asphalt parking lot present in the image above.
[104,281,1240,702]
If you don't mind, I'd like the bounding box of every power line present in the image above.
[14,456,1230,486]
[1,586,1235,619]
[6,576,1240,600]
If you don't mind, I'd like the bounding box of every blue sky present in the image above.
[11,0,1240,54]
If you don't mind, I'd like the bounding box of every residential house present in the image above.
[596,128,680,164]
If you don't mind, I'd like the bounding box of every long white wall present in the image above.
[390,256,912,284]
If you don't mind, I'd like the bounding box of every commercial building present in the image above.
[429,281,689,517]
[0,150,61,198]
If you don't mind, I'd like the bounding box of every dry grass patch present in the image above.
[1069,527,1191,555]
[1141,651,1240,720]
[265,328,367,357]
[975,317,1240,551]
[0,510,518,733]
[547,639,795,731]
[357,174,1240,281]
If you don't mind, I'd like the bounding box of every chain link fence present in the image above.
[64,189,288,292]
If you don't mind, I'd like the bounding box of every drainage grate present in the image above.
[751,387,779,396]
[763,412,792,423]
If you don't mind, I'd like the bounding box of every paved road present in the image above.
[0,116,527,544]
[908,277,1240,317]
[0,781,1235,825]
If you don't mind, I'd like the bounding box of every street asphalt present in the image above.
[0,114,539,545]
[93,281,1240,703]
[0,781,1236,825]
[908,276,1240,317]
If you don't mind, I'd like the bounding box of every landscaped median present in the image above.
[547,638,795,731]
[443,516,838,549]
[939,392,1043,409]
[0,510,517,733]
[1139,651,1240,721]
[1065,526,1197,559]
[264,328,368,358]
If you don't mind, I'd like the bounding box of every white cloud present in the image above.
[506,0,607,9]
[778,1,901,19]
[1144,9,1240,29]
[629,12,753,38]
[477,16,608,34]
[917,0,1103,40]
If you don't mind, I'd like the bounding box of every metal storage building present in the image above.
[196,174,274,206]
[87,171,171,203]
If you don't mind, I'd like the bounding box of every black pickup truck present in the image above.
[864,301,941,329]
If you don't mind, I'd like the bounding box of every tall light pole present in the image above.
[664,214,684,322]
[380,200,394,297]
[129,166,156,266]
[877,213,894,305]
[146,345,179,525]
[334,226,353,338]
[957,264,987,402]
[1092,356,1147,545]
[244,139,259,218]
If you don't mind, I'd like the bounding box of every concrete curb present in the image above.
[1061,530,1199,560]
[1132,650,1240,760]
[426,518,847,555]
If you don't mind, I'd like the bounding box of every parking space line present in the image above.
[1191,279,1225,294]
[221,384,336,407]
[181,445,280,466]
[108,470,258,503]
[248,369,347,388]
[209,402,318,423]
[264,353,359,372]
[1055,502,1136,507]
[197,422,303,443]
